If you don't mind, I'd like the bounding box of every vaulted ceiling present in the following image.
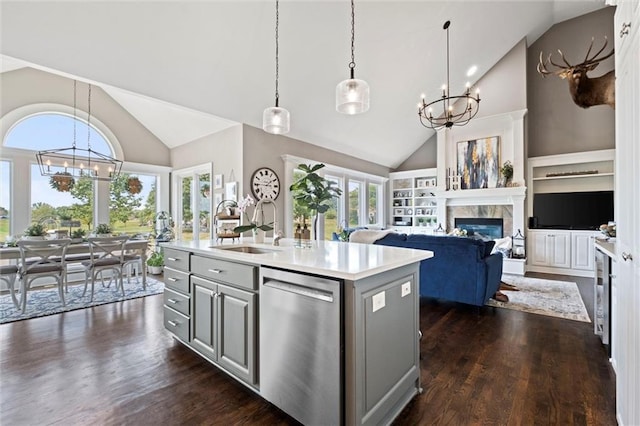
[0,1,605,168]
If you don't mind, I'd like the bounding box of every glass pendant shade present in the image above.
[263,106,290,134]
[336,78,370,115]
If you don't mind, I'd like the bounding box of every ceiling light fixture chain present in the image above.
[274,0,280,107]
[87,83,92,151]
[336,0,369,115]
[417,20,480,130]
[349,0,356,72]
[262,0,290,134]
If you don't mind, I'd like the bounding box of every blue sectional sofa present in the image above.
[373,233,503,306]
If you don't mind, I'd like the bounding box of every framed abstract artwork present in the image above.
[225,181,237,202]
[456,136,500,189]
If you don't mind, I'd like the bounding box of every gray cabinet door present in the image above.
[217,283,256,384]
[192,283,217,360]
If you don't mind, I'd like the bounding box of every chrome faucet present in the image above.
[251,199,278,244]
[273,230,284,246]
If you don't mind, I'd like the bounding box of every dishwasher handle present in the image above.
[263,278,335,303]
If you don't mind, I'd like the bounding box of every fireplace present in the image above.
[455,218,504,239]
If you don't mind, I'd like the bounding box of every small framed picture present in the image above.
[416,179,427,188]
[415,208,423,215]
[214,174,224,189]
[225,181,237,202]
[213,192,223,209]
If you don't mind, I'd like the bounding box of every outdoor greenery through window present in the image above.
[0,160,10,241]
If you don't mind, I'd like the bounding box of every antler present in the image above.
[538,37,614,78]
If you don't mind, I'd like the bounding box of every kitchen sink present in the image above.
[210,245,280,255]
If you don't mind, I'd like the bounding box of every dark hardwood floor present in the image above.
[1,274,616,425]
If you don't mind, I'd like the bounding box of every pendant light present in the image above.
[417,21,480,130]
[336,0,369,114]
[263,0,290,134]
[37,81,122,181]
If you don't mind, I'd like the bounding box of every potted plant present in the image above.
[94,223,112,237]
[146,251,164,275]
[501,161,514,185]
[23,223,47,240]
[289,164,343,240]
[71,228,86,243]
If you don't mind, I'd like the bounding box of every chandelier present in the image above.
[263,0,290,134]
[418,21,480,130]
[336,0,369,114]
[37,81,123,182]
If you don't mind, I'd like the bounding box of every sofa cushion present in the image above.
[483,240,496,257]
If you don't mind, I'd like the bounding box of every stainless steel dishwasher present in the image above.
[260,267,342,426]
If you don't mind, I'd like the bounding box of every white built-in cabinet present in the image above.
[388,168,439,234]
[613,1,640,424]
[529,230,571,269]
[571,232,598,271]
[528,230,599,276]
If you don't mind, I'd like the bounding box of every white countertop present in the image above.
[595,239,616,259]
[162,238,433,281]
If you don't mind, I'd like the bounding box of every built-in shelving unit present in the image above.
[526,149,615,218]
[389,168,438,233]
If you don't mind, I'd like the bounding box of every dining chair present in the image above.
[122,233,150,290]
[0,264,20,309]
[16,239,71,313]
[81,236,128,301]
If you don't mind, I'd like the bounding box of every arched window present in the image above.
[4,113,114,155]
[1,110,165,239]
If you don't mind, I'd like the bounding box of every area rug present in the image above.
[486,275,590,323]
[0,277,164,324]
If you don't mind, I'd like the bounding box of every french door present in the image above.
[173,164,212,242]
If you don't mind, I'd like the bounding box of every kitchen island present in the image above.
[161,238,432,426]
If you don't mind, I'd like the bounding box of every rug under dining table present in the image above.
[0,276,164,324]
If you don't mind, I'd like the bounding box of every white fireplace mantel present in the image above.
[434,186,526,207]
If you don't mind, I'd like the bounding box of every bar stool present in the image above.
[0,264,20,309]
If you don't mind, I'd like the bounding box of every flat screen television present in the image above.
[533,191,614,230]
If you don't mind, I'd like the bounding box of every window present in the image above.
[0,160,10,241]
[5,113,113,154]
[31,164,93,234]
[283,155,387,240]
[3,109,168,238]
[109,173,157,235]
[348,180,362,227]
[368,183,381,225]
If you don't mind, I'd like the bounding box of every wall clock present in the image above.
[251,167,280,200]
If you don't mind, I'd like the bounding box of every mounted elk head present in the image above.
[538,37,615,109]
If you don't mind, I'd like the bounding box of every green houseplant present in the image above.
[71,228,86,242]
[289,163,343,240]
[501,161,514,184]
[23,223,47,240]
[94,223,112,236]
[146,251,164,274]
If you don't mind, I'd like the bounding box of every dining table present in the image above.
[0,239,150,286]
